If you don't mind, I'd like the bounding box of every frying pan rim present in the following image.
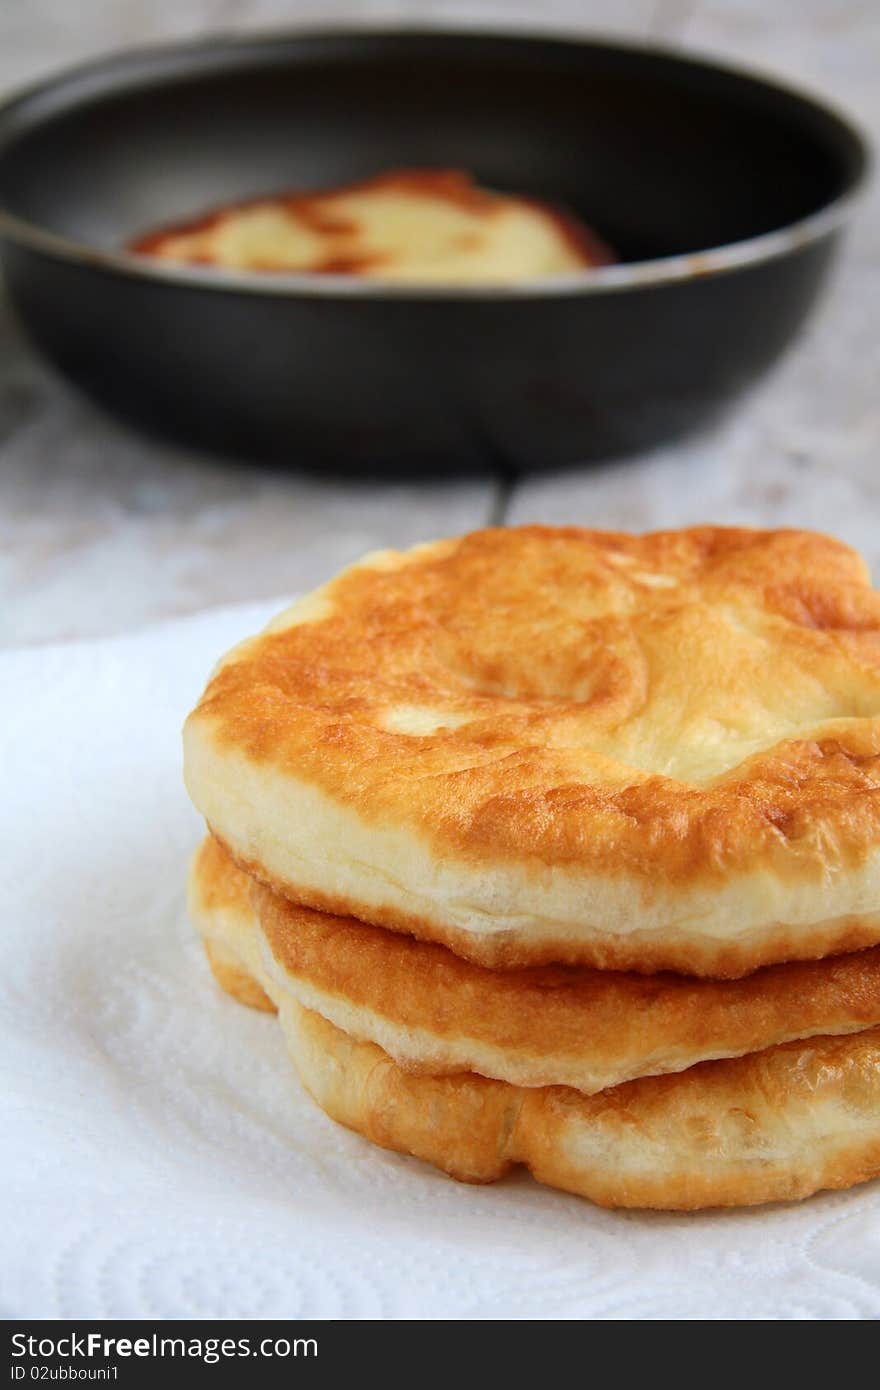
[0,21,871,300]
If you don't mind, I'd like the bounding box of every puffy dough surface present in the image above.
[131,169,610,283]
[183,526,880,975]
[192,836,880,1095]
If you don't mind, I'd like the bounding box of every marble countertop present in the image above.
[2,0,878,646]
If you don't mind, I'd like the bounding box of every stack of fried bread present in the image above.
[183,525,880,1210]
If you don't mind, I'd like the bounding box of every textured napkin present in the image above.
[2,600,880,1320]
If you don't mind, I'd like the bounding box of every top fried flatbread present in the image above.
[185,526,880,975]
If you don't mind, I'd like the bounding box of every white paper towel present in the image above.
[2,600,880,1320]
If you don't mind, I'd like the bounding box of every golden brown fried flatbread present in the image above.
[190,841,880,1208]
[281,1002,880,1210]
[190,836,880,1094]
[184,526,880,976]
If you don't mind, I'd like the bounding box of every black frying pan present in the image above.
[0,27,869,472]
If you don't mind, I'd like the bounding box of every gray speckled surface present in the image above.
[1,1,878,645]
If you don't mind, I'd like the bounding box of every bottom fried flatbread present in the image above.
[189,842,880,1209]
[280,999,880,1211]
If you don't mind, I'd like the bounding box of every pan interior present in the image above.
[0,31,866,269]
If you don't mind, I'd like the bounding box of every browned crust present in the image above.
[191,843,880,1208]
[194,836,276,1012]
[202,937,276,1012]
[252,872,880,1079]
[194,836,880,1092]
[288,1004,519,1186]
[187,526,880,974]
[194,832,255,916]
[197,527,880,883]
[285,1003,880,1209]
[129,168,613,270]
